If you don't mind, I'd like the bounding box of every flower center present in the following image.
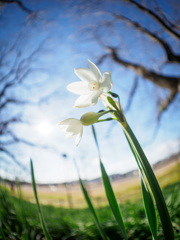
[88,81,100,91]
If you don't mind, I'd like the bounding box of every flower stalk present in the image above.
[59,60,174,240]
[106,96,174,240]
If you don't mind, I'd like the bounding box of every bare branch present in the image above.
[0,98,26,109]
[0,0,33,14]
[0,50,21,83]
[0,116,21,135]
[124,0,180,40]
[108,46,180,91]
[154,5,180,31]
[96,54,109,65]
[2,130,39,147]
[0,66,48,98]
[158,89,178,120]
[114,14,180,63]
[0,146,26,170]
[124,75,139,112]
[1,130,58,155]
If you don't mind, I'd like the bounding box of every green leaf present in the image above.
[107,96,119,111]
[122,123,174,240]
[91,125,100,152]
[79,178,109,240]
[108,91,119,98]
[91,125,128,240]
[141,178,158,240]
[30,159,52,240]
[123,131,158,239]
[100,161,128,240]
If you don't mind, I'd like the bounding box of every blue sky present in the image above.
[0,0,179,183]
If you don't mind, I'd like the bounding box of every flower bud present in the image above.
[80,112,101,126]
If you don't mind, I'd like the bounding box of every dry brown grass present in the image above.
[9,157,180,208]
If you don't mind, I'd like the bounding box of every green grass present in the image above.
[8,159,179,209]
[0,182,179,240]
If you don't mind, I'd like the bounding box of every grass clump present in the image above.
[0,182,179,240]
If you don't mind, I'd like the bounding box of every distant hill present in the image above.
[1,152,179,188]
[85,152,180,184]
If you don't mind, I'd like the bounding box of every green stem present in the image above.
[118,120,174,240]
[103,93,173,239]
[97,118,114,123]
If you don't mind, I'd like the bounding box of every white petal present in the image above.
[59,118,78,126]
[88,59,102,82]
[66,122,82,135]
[59,118,82,133]
[90,88,103,104]
[59,124,69,131]
[75,126,83,146]
[100,71,112,92]
[100,94,110,109]
[59,124,68,131]
[74,95,93,108]
[59,118,83,145]
[66,132,75,139]
[67,82,89,95]
[74,89,103,108]
[74,68,97,83]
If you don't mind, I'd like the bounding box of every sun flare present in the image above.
[37,121,53,135]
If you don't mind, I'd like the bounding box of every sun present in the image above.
[37,121,53,135]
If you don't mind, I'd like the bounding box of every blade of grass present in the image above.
[0,223,6,240]
[79,177,109,240]
[73,158,109,240]
[92,125,128,240]
[100,161,128,240]
[30,159,52,240]
[121,122,174,240]
[16,180,29,240]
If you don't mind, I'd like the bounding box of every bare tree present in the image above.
[0,35,43,168]
[0,2,56,175]
[78,0,180,120]
[1,0,179,178]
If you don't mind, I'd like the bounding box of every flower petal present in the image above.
[67,81,89,95]
[59,118,77,126]
[75,127,83,146]
[90,88,103,104]
[59,118,82,133]
[66,132,76,139]
[100,71,112,92]
[74,89,103,108]
[88,59,102,82]
[74,68,97,83]
[74,95,93,108]
[66,123,82,135]
[59,118,83,144]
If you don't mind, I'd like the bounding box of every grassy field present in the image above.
[0,157,179,239]
[8,157,180,208]
[0,181,179,239]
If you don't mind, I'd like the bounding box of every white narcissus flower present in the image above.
[59,118,83,146]
[59,111,108,146]
[67,59,112,108]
